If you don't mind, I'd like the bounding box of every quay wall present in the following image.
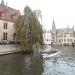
[0,45,20,55]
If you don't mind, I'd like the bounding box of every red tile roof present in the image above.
[0,0,20,22]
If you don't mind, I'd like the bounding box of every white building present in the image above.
[43,29,52,45]
[0,0,20,43]
[55,32,75,45]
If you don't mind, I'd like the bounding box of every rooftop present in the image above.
[0,0,20,22]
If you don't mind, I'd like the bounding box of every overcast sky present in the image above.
[3,0,75,30]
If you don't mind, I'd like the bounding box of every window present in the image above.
[59,39,61,42]
[13,33,16,40]
[64,35,66,37]
[61,35,63,37]
[70,39,72,42]
[61,39,63,42]
[2,12,5,19]
[67,39,69,42]
[11,15,16,21]
[47,39,48,42]
[64,39,66,42]
[70,34,72,37]
[59,35,60,37]
[56,35,58,38]
[3,33,7,40]
[4,22,8,29]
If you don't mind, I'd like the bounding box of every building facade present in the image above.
[0,0,20,43]
[43,29,51,45]
[52,20,75,45]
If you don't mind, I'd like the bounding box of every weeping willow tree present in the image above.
[15,6,43,52]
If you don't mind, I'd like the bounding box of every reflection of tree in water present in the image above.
[0,53,43,75]
[23,54,43,75]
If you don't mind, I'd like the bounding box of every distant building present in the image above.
[52,20,75,45]
[0,0,20,43]
[43,29,51,45]
[51,19,56,45]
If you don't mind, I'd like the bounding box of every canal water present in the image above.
[0,45,75,75]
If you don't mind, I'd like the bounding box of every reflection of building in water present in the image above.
[25,56,31,68]
[52,19,75,45]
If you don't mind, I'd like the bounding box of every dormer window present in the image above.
[0,11,5,19]
[11,12,18,21]
[1,12,5,19]
[11,15,16,21]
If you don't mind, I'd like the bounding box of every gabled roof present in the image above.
[0,0,20,22]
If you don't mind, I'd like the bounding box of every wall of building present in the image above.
[43,31,51,45]
[55,33,75,45]
[0,20,15,42]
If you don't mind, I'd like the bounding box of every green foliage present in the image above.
[15,6,43,52]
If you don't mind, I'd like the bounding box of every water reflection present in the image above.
[0,53,24,75]
[0,53,43,75]
[0,46,75,75]
[42,46,75,75]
